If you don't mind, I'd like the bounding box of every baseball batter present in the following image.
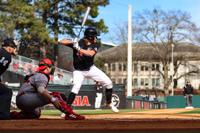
[11,58,85,120]
[59,27,119,113]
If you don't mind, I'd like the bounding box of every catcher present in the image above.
[11,58,85,120]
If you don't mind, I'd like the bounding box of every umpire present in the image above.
[0,38,18,120]
[183,81,194,108]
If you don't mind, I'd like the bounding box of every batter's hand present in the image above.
[72,38,80,51]
[73,42,81,51]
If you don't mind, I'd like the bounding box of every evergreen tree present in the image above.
[0,0,109,61]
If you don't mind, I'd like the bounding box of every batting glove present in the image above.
[73,38,79,43]
[73,38,81,51]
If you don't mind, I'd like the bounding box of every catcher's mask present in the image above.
[38,58,55,75]
[84,27,99,41]
[2,38,18,55]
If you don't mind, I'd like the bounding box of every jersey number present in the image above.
[0,57,9,66]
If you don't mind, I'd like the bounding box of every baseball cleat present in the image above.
[65,113,85,120]
[109,103,119,113]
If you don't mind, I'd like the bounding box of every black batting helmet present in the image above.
[84,27,98,39]
[2,38,17,48]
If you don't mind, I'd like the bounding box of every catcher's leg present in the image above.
[10,108,41,119]
[13,92,48,119]
[50,92,85,120]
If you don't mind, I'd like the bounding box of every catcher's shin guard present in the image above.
[50,92,85,120]
[50,92,74,114]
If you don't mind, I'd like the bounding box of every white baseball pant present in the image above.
[71,65,113,94]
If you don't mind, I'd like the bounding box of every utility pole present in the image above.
[127,5,132,96]
[170,26,174,96]
[171,43,174,95]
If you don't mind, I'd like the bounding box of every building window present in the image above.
[141,66,145,71]
[112,63,116,71]
[152,64,155,71]
[156,64,160,71]
[108,63,111,71]
[123,63,126,71]
[145,66,148,71]
[134,63,137,72]
[141,65,148,71]
[145,78,149,86]
[123,78,127,84]
[141,78,144,86]
[152,78,160,87]
[152,78,156,86]
[133,78,138,86]
[156,78,160,86]
[118,63,122,71]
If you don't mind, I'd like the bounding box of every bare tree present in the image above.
[108,22,128,45]
[135,9,200,94]
[191,28,200,45]
[111,8,199,95]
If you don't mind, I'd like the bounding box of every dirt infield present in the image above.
[1,109,200,133]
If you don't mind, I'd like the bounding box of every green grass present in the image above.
[180,108,200,114]
[41,109,144,116]
[42,108,200,116]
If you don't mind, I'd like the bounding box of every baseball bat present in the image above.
[77,6,91,38]
[58,7,91,43]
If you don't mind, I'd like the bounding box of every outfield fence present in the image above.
[126,96,167,109]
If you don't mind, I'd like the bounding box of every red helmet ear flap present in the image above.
[38,58,55,74]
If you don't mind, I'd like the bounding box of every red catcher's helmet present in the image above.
[38,58,55,74]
